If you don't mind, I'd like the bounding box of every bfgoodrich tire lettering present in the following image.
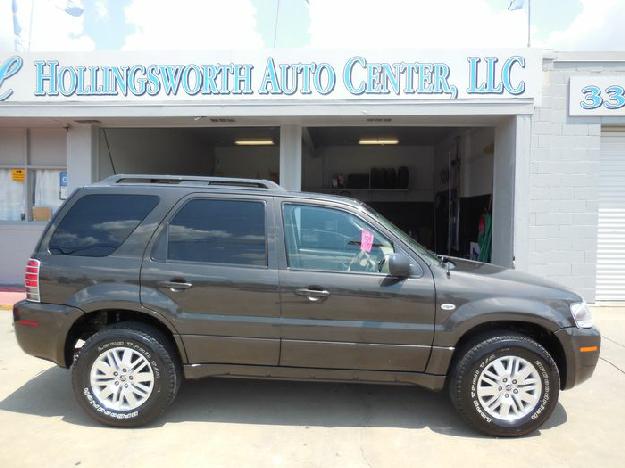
[449,333,560,437]
[71,322,181,427]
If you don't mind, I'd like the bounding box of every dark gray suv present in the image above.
[13,174,600,436]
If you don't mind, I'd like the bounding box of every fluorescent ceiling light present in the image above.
[358,138,399,145]
[234,138,275,146]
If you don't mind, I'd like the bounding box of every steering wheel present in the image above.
[347,249,378,273]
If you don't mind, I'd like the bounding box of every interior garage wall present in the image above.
[97,128,214,179]
[303,145,435,202]
[433,128,495,258]
[433,134,457,194]
[213,146,279,180]
[463,128,494,198]
[433,128,494,197]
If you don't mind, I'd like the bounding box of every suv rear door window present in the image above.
[167,199,266,267]
[49,194,158,256]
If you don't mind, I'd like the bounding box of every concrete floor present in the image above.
[0,307,624,468]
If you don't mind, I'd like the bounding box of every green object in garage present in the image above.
[478,213,492,263]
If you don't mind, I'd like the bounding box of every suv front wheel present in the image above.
[449,333,560,437]
[71,321,181,427]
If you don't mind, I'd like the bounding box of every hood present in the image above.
[444,256,581,300]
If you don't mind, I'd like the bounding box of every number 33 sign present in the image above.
[569,76,625,115]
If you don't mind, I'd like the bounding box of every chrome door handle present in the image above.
[294,288,330,302]
[158,280,193,291]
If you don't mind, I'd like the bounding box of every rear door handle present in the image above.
[294,288,330,302]
[158,280,193,291]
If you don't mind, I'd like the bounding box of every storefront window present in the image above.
[33,169,66,221]
[0,168,67,222]
[0,169,26,221]
[0,128,67,223]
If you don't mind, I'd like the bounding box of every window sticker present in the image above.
[11,168,25,182]
[360,229,374,253]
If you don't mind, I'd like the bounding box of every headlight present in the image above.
[570,301,593,328]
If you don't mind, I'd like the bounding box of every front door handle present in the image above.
[294,288,330,303]
[158,280,193,291]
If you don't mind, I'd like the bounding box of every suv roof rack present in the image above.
[99,174,285,191]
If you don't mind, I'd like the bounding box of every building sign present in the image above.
[0,50,542,104]
[59,171,68,200]
[569,76,625,116]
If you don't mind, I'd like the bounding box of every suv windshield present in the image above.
[360,203,440,265]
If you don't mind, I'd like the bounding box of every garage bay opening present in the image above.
[302,126,495,261]
[97,126,280,183]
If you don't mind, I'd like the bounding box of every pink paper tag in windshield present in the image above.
[360,229,374,253]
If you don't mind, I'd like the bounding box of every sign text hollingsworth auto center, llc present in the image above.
[0,50,543,103]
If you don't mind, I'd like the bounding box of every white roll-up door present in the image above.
[596,131,625,301]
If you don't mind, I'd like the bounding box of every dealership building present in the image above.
[0,48,624,303]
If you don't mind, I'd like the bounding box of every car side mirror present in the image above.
[388,253,411,278]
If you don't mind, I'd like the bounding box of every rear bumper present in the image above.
[554,326,601,390]
[13,300,83,368]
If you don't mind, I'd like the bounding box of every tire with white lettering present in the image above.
[449,333,559,437]
[71,321,181,427]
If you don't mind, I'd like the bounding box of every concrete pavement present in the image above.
[0,307,624,468]
[0,288,25,310]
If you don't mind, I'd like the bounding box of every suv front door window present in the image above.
[283,204,394,274]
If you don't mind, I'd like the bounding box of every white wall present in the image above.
[433,133,458,194]
[525,59,625,302]
[463,128,494,198]
[0,127,66,166]
[0,128,27,165]
[97,128,214,179]
[214,145,279,180]
[433,128,494,198]
[492,117,517,268]
[303,144,434,202]
[31,128,67,166]
[68,125,96,191]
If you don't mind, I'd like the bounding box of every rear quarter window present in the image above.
[48,194,159,257]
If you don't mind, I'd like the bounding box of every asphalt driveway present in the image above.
[0,307,624,468]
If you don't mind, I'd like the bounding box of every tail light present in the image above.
[25,258,41,302]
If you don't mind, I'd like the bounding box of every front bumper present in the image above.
[554,326,601,390]
[13,300,83,368]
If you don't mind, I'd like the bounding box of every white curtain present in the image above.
[0,169,25,221]
[34,169,63,214]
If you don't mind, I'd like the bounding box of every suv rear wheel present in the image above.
[449,332,560,437]
[71,321,181,427]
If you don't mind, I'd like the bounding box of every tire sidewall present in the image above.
[72,330,168,426]
[457,338,559,436]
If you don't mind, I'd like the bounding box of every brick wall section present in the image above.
[528,59,625,302]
